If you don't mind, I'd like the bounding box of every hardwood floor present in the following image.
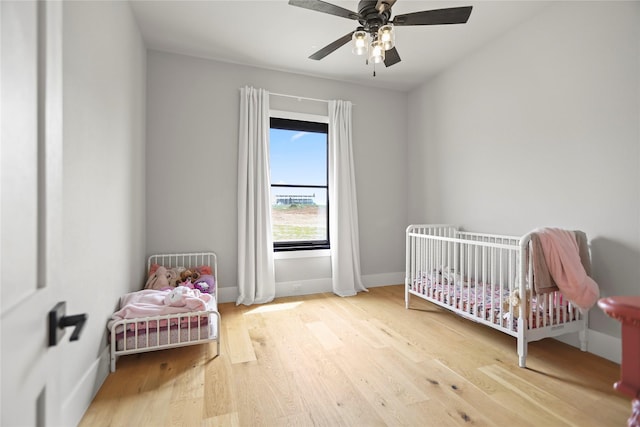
[80,285,629,426]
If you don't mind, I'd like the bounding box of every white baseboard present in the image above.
[61,345,111,426]
[554,328,621,364]
[275,278,333,297]
[218,278,333,303]
[217,271,405,304]
[362,272,404,288]
[218,286,239,304]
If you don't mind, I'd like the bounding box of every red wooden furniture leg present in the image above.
[598,296,640,427]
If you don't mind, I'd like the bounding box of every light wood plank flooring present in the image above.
[80,285,630,426]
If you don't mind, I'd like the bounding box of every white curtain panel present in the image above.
[236,86,276,305]
[328,100,367,297]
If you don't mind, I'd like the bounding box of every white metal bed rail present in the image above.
[147,251,218,300]
[148,251,217,273]
[110,309,220,372]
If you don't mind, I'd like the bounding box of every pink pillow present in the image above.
[196,265,212,276]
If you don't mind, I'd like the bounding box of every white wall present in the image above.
[62,1,146,424]
[407,1,640,339]
[146,51,408,299]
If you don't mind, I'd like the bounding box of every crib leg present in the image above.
[518,345,527,368]
[518,318,527,367]
[405,284,410,309]
[579,328,588,351]
[215,312,221,357]
[518,343,527,368]
[110,355,116,373]
[518,354,526,367]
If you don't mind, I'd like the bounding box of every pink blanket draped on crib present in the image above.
[531,228,599,311]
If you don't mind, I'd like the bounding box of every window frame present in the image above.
[269,110,330,252]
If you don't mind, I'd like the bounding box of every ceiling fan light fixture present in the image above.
[369,39,385,64]
[289,0,473,71]
[351,30,370,56]
[378,24,395,50]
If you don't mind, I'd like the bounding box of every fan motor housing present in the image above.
[357,0,391,34]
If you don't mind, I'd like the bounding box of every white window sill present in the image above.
[274,249,331,260]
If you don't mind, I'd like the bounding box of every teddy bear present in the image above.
[177,269,200,287]
[502,289,530,318]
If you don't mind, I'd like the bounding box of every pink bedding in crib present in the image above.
[410,269,575,330]
[411,270,509,318]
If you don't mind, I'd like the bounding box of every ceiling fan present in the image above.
[288,0,472,69]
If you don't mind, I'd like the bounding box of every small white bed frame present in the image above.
[405,225,588,367]
[109,252,221,372]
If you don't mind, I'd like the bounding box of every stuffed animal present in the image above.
[164,286,196,307]
[164,285,213,309]
[194,281,209,293]
[145,266,171,290]
[193,274,215,294]
[177,269,200,285]
[503,290,530,318]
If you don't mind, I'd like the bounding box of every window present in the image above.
[269,115,329,251]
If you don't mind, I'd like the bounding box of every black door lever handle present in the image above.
[59,314,87,341]
[48,302,88,346]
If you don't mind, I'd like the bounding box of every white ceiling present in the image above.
[129,0,551,92]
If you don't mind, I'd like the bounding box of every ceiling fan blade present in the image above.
[309,31,355,60]
[376,0,397,13]
[383,46,401,67]
[288,0,359,21]
[393,6,472,26]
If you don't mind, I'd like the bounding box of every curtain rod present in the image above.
[269,92,330,104]
[239,88,355,106]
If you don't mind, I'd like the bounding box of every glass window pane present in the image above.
[271,187,327,242]
[270,128,327,186]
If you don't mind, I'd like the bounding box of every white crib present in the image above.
[405,224,588,367]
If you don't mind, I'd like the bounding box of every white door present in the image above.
[1,1,64,425]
